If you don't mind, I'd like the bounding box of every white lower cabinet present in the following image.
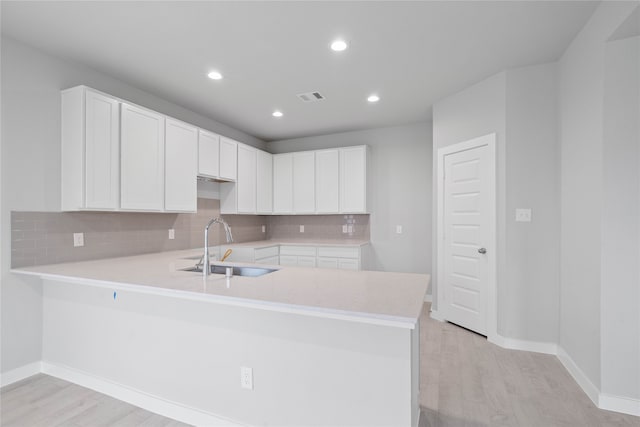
[317,246,361,270]
[279,245,317,267]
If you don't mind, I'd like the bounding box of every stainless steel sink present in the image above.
[182,265,276,277]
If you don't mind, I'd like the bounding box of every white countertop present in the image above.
[11,248,429,329]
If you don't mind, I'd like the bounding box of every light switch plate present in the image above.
[515,208,532,222]
[396,225,403,234]
[342,225,348,233]
[262,225,266,233]
[299,225,304,233]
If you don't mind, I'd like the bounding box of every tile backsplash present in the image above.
[11,200,370,268]
[11,199,267,268]
[267,214,369,240]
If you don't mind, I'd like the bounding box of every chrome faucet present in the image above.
[203,217,234,277]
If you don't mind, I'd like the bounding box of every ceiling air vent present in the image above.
[297,91,325,103]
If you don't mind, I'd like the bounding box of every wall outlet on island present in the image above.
[240,366,253,390]
[73,232,84,247]
[168,229,175,240]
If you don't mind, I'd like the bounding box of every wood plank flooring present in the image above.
[418,303,640,427]
[0,374,189,427]
[2,303,638,426]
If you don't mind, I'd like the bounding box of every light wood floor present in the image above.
[0,374,189,427]
[418,303,639,427]
[2,303,639,427]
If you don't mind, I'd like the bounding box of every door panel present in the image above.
[443,144,491,335]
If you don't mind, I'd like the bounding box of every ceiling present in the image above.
[1,1,598,142]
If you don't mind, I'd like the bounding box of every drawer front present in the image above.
[297,256,317,267]
[338,258,360,270]
[317,257,338,269]
[255,255,279,265]
[254,246,279,260]
[317,246,360,259]
[279,245,317,257]
[279,255,298,266]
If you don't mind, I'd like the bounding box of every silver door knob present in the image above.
[478,248,487,254]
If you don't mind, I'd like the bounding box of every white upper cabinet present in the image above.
[237,144,257,214]
[293,152,315,214]
[340,145,368,213]
[219,137,238,181]
[257,150,273,214]
[198,129,220,178]
[61,86,120,211]
[273,153,293,214]
[120,103,165,211]
[315,149,340,214]
[165,118,197,212]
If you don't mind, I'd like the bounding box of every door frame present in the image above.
[435,133,497,340]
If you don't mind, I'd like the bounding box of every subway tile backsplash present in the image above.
[11,199,267,268]
[11,200,370,268]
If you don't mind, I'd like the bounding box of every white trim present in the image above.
[423,293,432,302]
[599,393,640,417]
[436,134,497,339]
[556,346,600,407]
[488,334,557,355]
[429,309,446,322]
[0,362,42,387]
[41,361,246,427]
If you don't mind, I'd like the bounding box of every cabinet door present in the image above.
[297,256,317,268]
[219,137,238,181]
[315,149,339,214]
[273,154,293,214]
[340,146,367,213]
[279,255,298,266]
[338,258,360,270]
[120,103,165,211]
[317,257,339,269]
[256,150,273,214]
[237,144,257,214]
[198,130,220,178]
[293,152,315,213]
[165,118,197,212]
[85,89,120,209]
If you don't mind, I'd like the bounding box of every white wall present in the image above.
[43,280,417,426]
[268,123,432,278]
[0,36,264,374]
[601,35,639,401]
[432,65,560,344]
[558,1,638,394]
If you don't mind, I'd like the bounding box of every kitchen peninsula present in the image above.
[12,249,429,427]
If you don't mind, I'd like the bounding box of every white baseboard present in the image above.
[556,346,600,407]
[429,309,445,322]
[599,392,640,417]
[41,362,246,427]
[489,334,558,355]
[0,361,42,387]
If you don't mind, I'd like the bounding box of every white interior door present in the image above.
[439,135,495,336]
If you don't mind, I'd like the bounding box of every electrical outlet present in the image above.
[396,225,403,234]
[262,225,266,233]
[299,225,304,233]
[168,229,175,240]
[342,225,348,233]
[73,233,84,247]
[240,366,253,390]
[515,208,532,222]
[347,224,354,233]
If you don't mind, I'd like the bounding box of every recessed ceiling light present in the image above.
[367,94,380,103]
[207,71,223,80]
[330,40,348,52]
[272,110,283,118]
